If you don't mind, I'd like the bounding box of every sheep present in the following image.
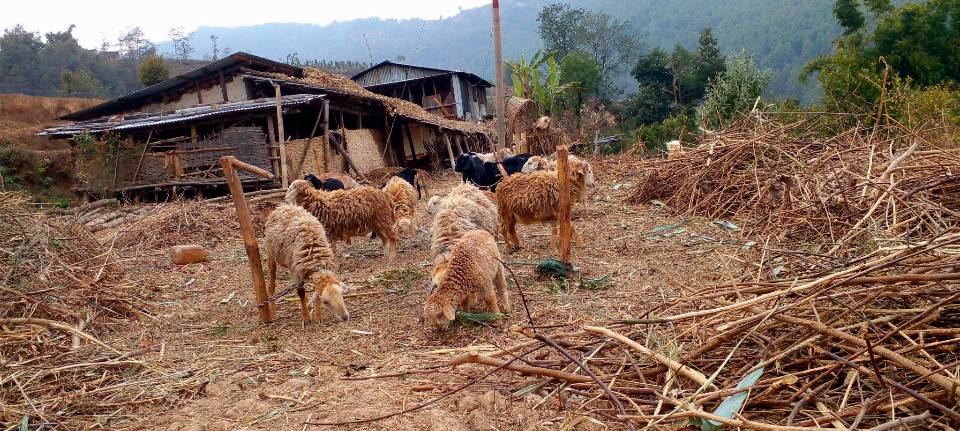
[429,194,498,257]
[304,172,359,190]
[423,229,509,331]
[285,179,398,261]
[264,204,349,322]
[382,176,418,237]
[454,153,534,191]
[495,157,596,252]
[392,167,429,199]
[520,155,553,173]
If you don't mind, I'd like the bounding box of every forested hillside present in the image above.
[160,0,847,102]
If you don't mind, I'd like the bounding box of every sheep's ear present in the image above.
[442,303,456,322]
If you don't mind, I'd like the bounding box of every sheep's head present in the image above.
[307,271,350,322]
[285,179,313,205]
[521,156,546,174]
[396,218,415,236]
[423,295,456,331]
[426,195,443,215]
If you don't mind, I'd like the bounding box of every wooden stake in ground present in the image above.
[556,145,572,262]
[220,156,275,322]
[490,0,509,178]
[272,83,289,188]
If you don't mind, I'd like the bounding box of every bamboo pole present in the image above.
[220,156,274,322]
[273,83,289,188]
[584,325,711,387]
[556,145,572,262]
[442,130,456,169]
[449,351,593,383]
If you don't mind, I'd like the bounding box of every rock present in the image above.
[170,244,209,265]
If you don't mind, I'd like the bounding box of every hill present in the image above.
[158,0,844,103]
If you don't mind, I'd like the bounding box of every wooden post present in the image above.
[266,116,280,178]
[195,81,203,104]
[218,71,229,102]
[292,106,325,179]
[442,131,456,169]
[491,0,506,163]
[404,122,417,166]
[220,156,275,322]
[556,146,572,262]
[322,100,330,172]
[190,126,198,145]
[273,83,289,188]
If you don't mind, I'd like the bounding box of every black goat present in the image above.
[303,173,345,191]
[392,167,423,199]
[453,153,532,191]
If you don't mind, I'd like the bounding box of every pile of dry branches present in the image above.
[630,113,960,256]
[112,200,240,251]
[0,192,197,428]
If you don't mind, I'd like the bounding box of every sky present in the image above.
[2,0,492,49]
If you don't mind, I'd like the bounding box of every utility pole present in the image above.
[492,0,506,161]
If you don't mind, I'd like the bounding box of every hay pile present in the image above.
[0,192,195,428]
[113,200,239,251]
[629,114,960,256]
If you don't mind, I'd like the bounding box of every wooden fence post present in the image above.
[556,146,572,262]
[220,156,275,322]
[273,83,289,188]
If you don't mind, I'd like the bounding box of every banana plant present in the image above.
[506,50,574,116]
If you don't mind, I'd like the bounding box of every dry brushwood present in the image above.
[0,192,200,428]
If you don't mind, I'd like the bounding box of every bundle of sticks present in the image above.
[629,113,960,258]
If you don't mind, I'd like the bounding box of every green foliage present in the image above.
[696,54,772,130]
[138,54,170,86]
[834,0,867,34]
[0,146,25,191]
[559,51,602,122]
[630,114,695,154]
[537,3,641,97]
[0,24,142,97]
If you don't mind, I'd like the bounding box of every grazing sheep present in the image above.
[382,176,418,237]
[265,204,349,322]
[429,194,498,258]
[423,229,509,331]
[495,157,596,252]
[285,179,398,261]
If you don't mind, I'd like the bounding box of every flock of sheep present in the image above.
[265,149,595,331]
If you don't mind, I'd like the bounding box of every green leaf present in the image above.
[702,367,764,430]
[20,416,29,431]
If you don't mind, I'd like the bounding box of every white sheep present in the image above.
[265,204,349,322]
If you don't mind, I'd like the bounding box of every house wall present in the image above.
[138,77,248,113]
[285,128,388,177]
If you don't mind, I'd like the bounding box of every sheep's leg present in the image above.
[481,283,501,314]
[296,285,310,322]
[503,217,520,252]
[311,290,323,322]
[494,266,511,313]
[380,225,398,262]
[572,224,584,246]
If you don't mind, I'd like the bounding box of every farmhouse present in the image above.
[351,61,492,121]
[41,52,492,198]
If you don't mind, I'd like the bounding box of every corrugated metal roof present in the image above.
[41,94,324,137]
[61,52,304,121]
[352,61,492,88]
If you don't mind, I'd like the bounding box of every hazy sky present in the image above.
[2,0,492,49]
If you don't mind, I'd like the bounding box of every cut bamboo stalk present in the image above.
[584,325,710,387]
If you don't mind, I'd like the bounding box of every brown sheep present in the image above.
[265,204,349,322]
[495,158,595,252]
[423,229,509,331]
[382,176,418,237]
[285,179,398,261]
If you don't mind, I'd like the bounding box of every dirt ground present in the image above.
[107,158,753,430]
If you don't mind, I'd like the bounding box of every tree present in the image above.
[693,28,726,98]
[537,4,584,60]
[60,68,106,98]
[169,27,195,60]
[696,54,772,130]
[559,51,602,125]
[834,0,866,35]
[117,27,153,60]
[0,25,44,94]
[210,34,220,60]
[139,54,170,86]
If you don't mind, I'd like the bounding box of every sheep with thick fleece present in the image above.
[423,229,509,331]
[382,176,418,237]
[265,204,349,322]
[285,179,398,261]
[495,157,596,251]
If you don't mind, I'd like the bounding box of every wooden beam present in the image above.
[404,122,417,165]
[322,101,330,172]
[556,145,572,262]
[220,156,274,322]
[265,115,279,178]
[131,130,154,184]
[195,80,203,104]
[273,83,289,187]
[442,130,456,169]
[190,126,198,145]
[292,108,325,179]
[330,134,368,183]
[219,71,229,102]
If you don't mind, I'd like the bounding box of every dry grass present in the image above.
[0,94,101,126]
